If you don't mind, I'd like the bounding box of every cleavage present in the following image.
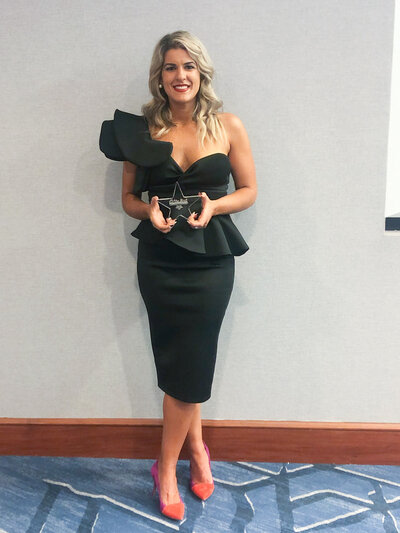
[171,140,228,172]
[171,151,217,173]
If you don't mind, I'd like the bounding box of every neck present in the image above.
[169,101,195,126]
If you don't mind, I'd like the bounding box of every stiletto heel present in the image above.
[151,460,185,520]
[189,441,215,500]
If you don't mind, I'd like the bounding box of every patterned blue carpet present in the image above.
[0,456,400,532]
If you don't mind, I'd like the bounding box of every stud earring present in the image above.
[159,83,163,89]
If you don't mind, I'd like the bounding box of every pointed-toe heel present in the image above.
[189,441,215,500]
[151,460,185,521]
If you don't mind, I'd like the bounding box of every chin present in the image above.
[170,95,196,104]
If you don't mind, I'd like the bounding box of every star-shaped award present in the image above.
[157,181,202,220]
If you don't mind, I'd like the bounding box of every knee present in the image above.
[165,393,199,408]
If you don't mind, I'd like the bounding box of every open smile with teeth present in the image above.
[173,85,190,91]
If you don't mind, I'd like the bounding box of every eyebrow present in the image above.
[164,61,196,66]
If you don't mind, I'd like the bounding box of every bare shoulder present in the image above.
[217,112,247,140]
[217,112,245,128]
[217,112,249,147]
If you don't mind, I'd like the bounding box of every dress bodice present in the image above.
[99,109,249,256]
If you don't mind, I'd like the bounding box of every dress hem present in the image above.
[157,383,211,404]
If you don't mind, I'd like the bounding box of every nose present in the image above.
[175,66,187,81]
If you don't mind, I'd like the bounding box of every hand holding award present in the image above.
[149,196,176,233]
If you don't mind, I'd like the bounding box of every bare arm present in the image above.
[121,161,151,220]
[211,113,257,216]
[121,161,176,232]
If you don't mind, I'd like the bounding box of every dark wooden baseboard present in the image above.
[1,419,399,465]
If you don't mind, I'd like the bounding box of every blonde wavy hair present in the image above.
[141,30,228,148]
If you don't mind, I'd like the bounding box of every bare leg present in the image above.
[185,403,213,484]
[157,393,197,505]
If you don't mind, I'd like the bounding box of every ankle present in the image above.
[188,440,206,456]
[158,456,178,471]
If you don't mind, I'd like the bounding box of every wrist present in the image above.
[211,198,220,216]
[145,202,151,220]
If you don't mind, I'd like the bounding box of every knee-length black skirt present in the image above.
[137,238,235,403]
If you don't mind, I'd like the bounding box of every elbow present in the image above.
[122,191,140,213]
[121,194,128,214]
[247,186,257,207]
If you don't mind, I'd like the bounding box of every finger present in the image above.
[152,214,174,231]
[186,212,198,225]
[166,217,176,227]
[159,218,173,229]
[194,212,207,225]
[158,222,173,233]
[190,219,208,229]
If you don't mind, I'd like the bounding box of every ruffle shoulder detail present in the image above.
[99,109,173,194]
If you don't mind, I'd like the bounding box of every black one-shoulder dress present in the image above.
[100,109,249,403]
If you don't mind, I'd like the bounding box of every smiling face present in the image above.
[161,47,201,106]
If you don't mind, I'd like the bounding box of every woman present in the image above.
[100,30,257,521]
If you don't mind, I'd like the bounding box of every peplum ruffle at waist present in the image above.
[131,185,249,256]
[131,213,249,256]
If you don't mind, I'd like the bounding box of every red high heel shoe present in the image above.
[151,460,185,521]
[189,441,215,500]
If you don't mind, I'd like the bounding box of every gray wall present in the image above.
[1,0,397,421]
